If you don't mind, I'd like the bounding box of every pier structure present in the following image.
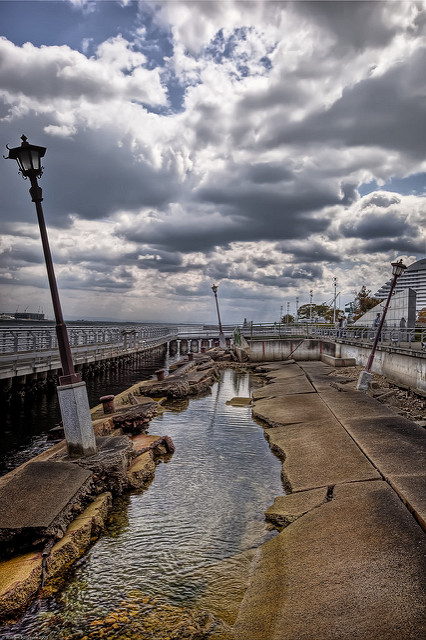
[0,324,235,400]
[1,321,426,399]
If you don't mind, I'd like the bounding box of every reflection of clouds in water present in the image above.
[8,370,282,637]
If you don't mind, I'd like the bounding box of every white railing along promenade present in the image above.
[0,325,178,379]
[240,322,426,352]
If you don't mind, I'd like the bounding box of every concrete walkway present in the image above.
[233,360,426,640]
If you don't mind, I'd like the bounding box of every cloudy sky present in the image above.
[0,0,425,324]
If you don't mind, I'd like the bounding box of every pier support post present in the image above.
[57,381,97,457]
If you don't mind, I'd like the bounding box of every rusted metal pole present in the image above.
[29,176,80,386]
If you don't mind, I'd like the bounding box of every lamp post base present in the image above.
[356,370,372,391]
[219,333,227,348]
[57,381,97,457]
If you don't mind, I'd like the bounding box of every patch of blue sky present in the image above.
[358,173,426,197]
[205,26,273,77]
[0,0,173,68]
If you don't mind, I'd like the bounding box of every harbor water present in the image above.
[1,368,284,638]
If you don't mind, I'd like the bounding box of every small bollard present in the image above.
[100,394,115,414]
[155,369,165,381]
[188,353,194,361]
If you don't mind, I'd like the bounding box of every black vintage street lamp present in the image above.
[211,284,226,348]
[6,135,79,386]
[5,135,97,456]
[357,259,407,390]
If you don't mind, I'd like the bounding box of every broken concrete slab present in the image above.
[67,435,134,496]
[0,492,112,618]
[252,393,334,428]
[320,388,397,421]
[265,487,326,529]
[226,397,252,406]
[233,480,426,640]
[298,361,338,391]
[0,461,92,546]
[339,415,426,478]
[192,548,257,628]
[126,452,156,490]
[336,414,426,529]
[254,360,296,371]
[263,364,305,381]
[387,474,426,530]
[265,419,379,492]
[252,376,315,399]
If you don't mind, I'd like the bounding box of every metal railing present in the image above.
[0,325,178,355]
[239,322,426,351]
[0,325,179,379]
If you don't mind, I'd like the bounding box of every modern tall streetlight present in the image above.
[357,259,407,390]
[309,289,313,322]
[5,135,97,456]
[332,277,337,324]
[211,284,226,348]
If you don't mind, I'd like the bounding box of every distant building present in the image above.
[375,258,426,313]
[14,311,45,321]
[353,288,416,328]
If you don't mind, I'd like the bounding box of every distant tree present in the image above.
[281,314,294,323]
[352,286,381,321]
[417,308,426,324]
[297,303,343,323]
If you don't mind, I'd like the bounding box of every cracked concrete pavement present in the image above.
[233,360,426,640]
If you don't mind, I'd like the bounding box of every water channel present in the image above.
[1,368,284,639]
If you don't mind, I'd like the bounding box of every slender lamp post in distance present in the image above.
[211,284,226,348]
[5,135,97,456]
[357,259,407,390]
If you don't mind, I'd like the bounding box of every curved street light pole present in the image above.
[5,135,97,456]
[357,259,407,390]
[211,284,226,348]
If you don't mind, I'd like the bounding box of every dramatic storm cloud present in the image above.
[0,0,425,323]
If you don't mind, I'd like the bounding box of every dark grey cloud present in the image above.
[2,123,182,230]
[292,1,404,51]
[361,235,425,254]
[262,47,426,160]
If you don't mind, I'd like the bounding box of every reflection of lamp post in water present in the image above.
[357,259,407,391]
[5,135,97,456]
[211,284,226,348]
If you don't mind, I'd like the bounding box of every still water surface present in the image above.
[1,369,283,638]
[0,352,168,476]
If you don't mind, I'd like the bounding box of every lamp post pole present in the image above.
[309,289,313,322]
[333,277,337,324]
[5,135,97,456]
[357,259,407,390]
[211,284,226,348]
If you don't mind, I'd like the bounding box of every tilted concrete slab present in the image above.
[265,419,380,492]
[253,393,335,427]
[254,360,295,371]
[263,364,306,381]
[265,487,326,529]
[341,415,426,477]
[320,387,397,420]
[299,361,346,391]
[233,481,426,640]
[0,462,92,541]
[337,415,426,529]
[252,376,315,399]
